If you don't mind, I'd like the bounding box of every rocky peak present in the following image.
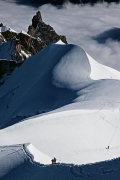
[1,11,67,62]
[32,11,42,28]
[0,11,67,86]
[28,11,67,45]
[0,11,67,62]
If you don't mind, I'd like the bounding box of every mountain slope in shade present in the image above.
[0,43,120,128]
[0,42,120,165]
[0,143,52,178]
[1,144,120,180]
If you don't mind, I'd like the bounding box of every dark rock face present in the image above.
[0,11,67,82]
[1,30,42,60]
[28,11,67,45]
[0,33,6,42]
[32,11,42,28]
[0,60,23,85]
[1,11,67,61]
[2,31,17,41]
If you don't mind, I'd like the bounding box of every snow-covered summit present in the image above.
[0,43,120,128]
[1,42,120,176]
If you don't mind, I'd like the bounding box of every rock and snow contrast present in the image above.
[1,38,120,179]
[0,11,67,83]
[0,11,67,62]
[1,8,120,179]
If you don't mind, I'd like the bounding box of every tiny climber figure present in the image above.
[23,144,25,149]
[106,146,109,150]
[51,157,57,164]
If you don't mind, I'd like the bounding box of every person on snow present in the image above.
[51,157,57,164]
[106,146,109,150]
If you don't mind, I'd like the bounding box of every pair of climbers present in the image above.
[23,144,57,165]
[51,157,57,164]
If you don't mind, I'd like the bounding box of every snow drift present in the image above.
[0,43,120,128]
[1,144,120,180]
[1,42,120,178]
[1,2,120,178]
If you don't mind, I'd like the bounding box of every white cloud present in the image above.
[1,1,120,70]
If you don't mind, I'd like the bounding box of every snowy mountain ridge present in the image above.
[0,41,120,166]
[0,11,67,62]
[1,11,120,179]
[0,43,120,128]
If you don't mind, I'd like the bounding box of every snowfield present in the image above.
[1,42,120,179]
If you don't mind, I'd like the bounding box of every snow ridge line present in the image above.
[22,145,50,168]
[22,145,35,165]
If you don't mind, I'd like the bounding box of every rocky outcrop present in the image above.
[0,11,67,82]
[0,60,23,85]
[32,11,42,28]
[0,11,67,61]
[2,31,17,41]
[18,32,45,55]
[0,33,6,42]
[28,11,67,45]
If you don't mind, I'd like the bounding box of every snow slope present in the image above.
[0,43,120,128]
[1,42,120,178]
[1,144,120,180]
[0,143,52,178]
[27,143,52,164]
[1,104,120,165]
[86,53,120,80]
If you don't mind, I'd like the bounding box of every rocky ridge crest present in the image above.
[0,11,67,61]
[0,11,67,84]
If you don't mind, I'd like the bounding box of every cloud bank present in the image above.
[0,1,120,70]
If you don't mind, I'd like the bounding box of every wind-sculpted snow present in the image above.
[1,103,120,164]
[0,43,90,128]
[0,43,120,128]
[1,144,120,180]
[1,43,120,177]
[52,44,90,88]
